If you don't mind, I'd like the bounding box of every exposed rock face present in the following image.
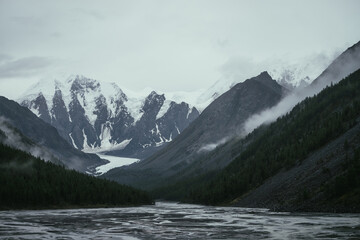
[19,75,199,159]
[103,71,287,189]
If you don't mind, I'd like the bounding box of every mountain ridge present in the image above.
[185,69,360,212]
[19,75,200,159]
[103,71,286,188]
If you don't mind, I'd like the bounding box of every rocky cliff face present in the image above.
[103,71,287,188]
[19,75,199,159]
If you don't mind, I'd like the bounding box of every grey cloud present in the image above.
[217,38,229,47]
[220,56,264,83]
[0,56,54,78]
[220,51,337,88]
[197,137,229,153]
[10,16,44,26]
[73,8,105,20]
[0,54,12,63]
[0,0,359,97]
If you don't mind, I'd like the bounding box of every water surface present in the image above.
[0,202,359,239]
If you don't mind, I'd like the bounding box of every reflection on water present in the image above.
[0,202,359,239]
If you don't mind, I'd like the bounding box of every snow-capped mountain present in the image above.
[104,71,287,188]
[19,75,199,159]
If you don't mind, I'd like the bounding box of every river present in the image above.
[0,202,359,239]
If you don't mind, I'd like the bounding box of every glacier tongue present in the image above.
[95,154,139,175]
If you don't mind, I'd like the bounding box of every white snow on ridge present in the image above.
[100,82,126,118]
[83,138,132,154]
[20,78,58,111]
[123,86,216,115]
[156,100,172,120]
[163,90,205,112]
[125,96,144,124]
[99,123,112,149]
[19,75,218,127]
[186,107,193,119]
[29,105,41,118]
[82,128,90,150]
[69,133,78,149]
[122,87,155,124]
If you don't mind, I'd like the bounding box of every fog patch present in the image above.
[243,44,360,136]
[0,116,57,163]
[198,137,229,153]
[0,159,34,175]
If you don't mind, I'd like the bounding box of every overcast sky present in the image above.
[0,0,360,99]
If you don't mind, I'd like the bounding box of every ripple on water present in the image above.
[0,202,359,239]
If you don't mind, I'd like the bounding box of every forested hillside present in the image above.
[0,142,152,210]
[163,69,360,212]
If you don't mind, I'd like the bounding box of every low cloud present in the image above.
[198,137,229,153]
[243,44,360,136]
[0,159,34,175]
[0,56,54,78]
[220,51,337,89]
[0,54,12,63]
[243,89,312,135]
[0,117,57,163]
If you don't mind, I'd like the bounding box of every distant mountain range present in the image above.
[104,71,287,188]
[18,59,328,160]
[145,40,360,212]
[19,76,200,159]
[104,41,360,198]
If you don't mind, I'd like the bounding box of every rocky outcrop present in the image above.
[20,76,199,159]
[104,72,286,188]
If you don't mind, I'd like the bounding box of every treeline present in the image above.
[179,69,360,205]
[0,143,153,210]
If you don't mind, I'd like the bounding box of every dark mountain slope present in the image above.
[0,142,152,210]
[150,40,360,202]
[0,96,105,172]
[312,40,360,86]
[186,69,360,212]
[0,121,63,166]
[104,72,286,188]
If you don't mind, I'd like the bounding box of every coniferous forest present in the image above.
[155,69,360,210]
[0,143,153,210]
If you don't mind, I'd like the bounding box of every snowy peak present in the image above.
[19,75,200,159]
[69,75,100,94]
[142,91,165,115]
